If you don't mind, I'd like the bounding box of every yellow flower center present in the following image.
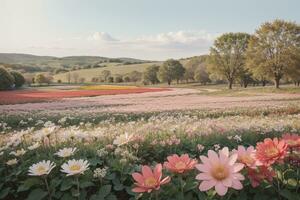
[175,161,186,170]
[286,140,297,146]
[70,165,81,172]
[37,166,46,174]
[240,155,254,165]
[145,177,157,187]
[265,147,279,158]
[211,164,229,181]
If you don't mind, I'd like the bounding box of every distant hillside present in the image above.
[0,53,151,73]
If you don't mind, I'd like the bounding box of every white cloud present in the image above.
[6,30,218,60]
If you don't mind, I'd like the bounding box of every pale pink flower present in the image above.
[195,147,245,196]
[232,146,260,168]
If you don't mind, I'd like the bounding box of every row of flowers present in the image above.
[3,133,298,199]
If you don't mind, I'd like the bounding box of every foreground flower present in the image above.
[6,158,18,166]
[233,146,260,168]
[247,166,275,188]
[255,138,287,166]
[113,133,133,146]
[282,133,300,149]
[28,142,41,150]
[61,159,89,176]
[132,164,171,193]
[196,147,245,196]
[164,154,197,174]
[55,147,77,158]
[28,160,56,176]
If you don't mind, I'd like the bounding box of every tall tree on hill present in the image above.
[159,59,185,85]
[101,70,111,82]
[208,32,251,89]
[246,20,300,88]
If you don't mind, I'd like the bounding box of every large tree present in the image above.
[159,59,185,85]
[208,32,251,89]
[143,65,160,84]
[10,71,25,88]
[0,66,15,90]
[246,20,300,88]
[101,70,111,82]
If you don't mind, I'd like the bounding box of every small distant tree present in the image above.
[72,73,79,83]
[208,32,251,89]
[159,59,185,85]
[10,71,25,88]
[0,66,15,90]
[34,74,47,85]
[129,71,142,83]
[101,70,111,82]
[79,77,85,83]
[66,72,71,84]
[143,65,160,84]
[114,75,123,83]
[123,76,131,82]
[108,77,114,83]
[194,66,211,85]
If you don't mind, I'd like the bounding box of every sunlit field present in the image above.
[0,84,300,200]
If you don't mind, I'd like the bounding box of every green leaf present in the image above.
[50,178,62,190]
[98,185,111,198]
[106,194,117,200]
[280,189,300,200]
[0,187,10,199]
[60,179,74,191]
[17,178,41,192]
[26,188,48,200]
[79,181,95,189]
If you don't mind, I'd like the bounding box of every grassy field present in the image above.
[53,62,162,82]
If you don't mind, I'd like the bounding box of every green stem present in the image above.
[76,176,80,200]
[296,168,300,193]
[179,175,184,199]
[43,177,52,200]
[155,190,159,200]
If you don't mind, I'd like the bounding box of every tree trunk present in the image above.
[244,83,248,88]
[262,80,266,87]
[167,80,171,85]
[228,79,233,89]
[274,77,280,89]
[297,81,300,87]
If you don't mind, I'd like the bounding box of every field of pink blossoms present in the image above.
[0,87,300,200]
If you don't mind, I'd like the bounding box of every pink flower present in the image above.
[195,147,245,196]
[132,164,171,193]
[247,166,275,188]
[255,138,287,166]
[232,146,260,168]
[164,154,197,174]
[282,133,300,149]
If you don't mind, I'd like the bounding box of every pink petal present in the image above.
[132,187,147,193]
[199,180,216,191]
[160,176,171,185]
[142,165,154,178]
[132,173,144,185]
[228,154,238,165]
[232,180,243,190]
[233,173,245,180]
[153,164,162,180]
[208,150,219,164]
[196,173,212,180]
[195,164,210,173]
[215,182,228,196]
[220,147,229,157]
[222,178,232,187]
[233,163,244,172]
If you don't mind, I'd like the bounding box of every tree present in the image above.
[246,20,300,88]
[237,68,253,88]
[208,32,251,89]
[34,74,47,85]
[143,65,160,84]
[101,70,111,82]
[10,71,25,88]
[114,75,123,83]
[129,71,142,83]
[72,73,79,83]
[66,72,71,84]
[123,76,131,82]
[0,66,14,90]
[159,59,185,85]
[194,66,211,85]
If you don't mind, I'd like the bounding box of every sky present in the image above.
[0,0,299,60]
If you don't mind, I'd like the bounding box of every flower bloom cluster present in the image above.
[131,134,300,196]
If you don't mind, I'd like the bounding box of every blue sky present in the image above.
[1,0,299,60]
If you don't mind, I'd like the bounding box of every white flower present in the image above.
[6,158,18,166]
[61,159,90,176]
[28,142,40,150]
[55,147,77,158]
[10,149,26,157]
[93,167,108,178]
[113,133,133,146]
[0,151,3,156]
[28,160,56,176]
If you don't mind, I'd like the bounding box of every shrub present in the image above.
[10,71,25,88]
[0,66,15,90]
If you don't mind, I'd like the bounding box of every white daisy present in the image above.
[55,147,77,158]
[28,160,56,176]
[6,158,18,166]
[28,142,41,150]
[61,159,89,176]
[10,148,26,157]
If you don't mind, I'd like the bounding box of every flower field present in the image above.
[0,87,300,200]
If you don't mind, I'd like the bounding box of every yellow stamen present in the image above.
[70,165,81,171]
[211,164,229,180]
[145,177,157,187]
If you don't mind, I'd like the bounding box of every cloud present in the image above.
[88,32,118,42]
[13,30,218,60]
